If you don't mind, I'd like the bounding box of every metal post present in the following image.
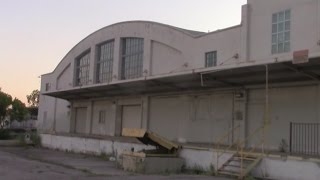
[289,122,292,153]
[262,65,269,154]
[265,64,269,126]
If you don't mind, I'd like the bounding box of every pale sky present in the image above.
[0,0,247,104]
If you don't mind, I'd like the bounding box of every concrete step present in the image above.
[234,157,257,161]
[218,169,240,177]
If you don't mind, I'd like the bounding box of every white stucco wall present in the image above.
[248,0,320,62]
[247,85,320,149]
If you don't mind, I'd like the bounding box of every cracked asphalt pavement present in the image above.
[0,147,233,180]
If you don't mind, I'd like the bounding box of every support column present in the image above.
[114,102,122,136]
[318,0,320,44]
[70,101,76,133]
[141,96,149,129]
[89,45,96,85]
[53,98,57,133]
[143,39,151,77]
[240,4,251,63]
[233,90,248,145]
[318,85,320,123]
[109,101,117,136]
[86,101,93,134]
[89,101,94,134]
[113,38,121,80]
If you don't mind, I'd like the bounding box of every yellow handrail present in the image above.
[215,124,241,174]
[216,125,265,175]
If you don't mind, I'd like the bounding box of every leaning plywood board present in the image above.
[122,128,147,138]
[122,128,180,151]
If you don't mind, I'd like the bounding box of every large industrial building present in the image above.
[38,0,320,179]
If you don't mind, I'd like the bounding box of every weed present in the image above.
[279,139,288,153]
[244,175,257,180]
[99,152,112,160]
[189,164,207,175]
[30,132,41,147]
[17,133,27,145]
[0,129,11,140]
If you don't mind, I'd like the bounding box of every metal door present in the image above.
[121,105,142,129]
[75,107,87,134]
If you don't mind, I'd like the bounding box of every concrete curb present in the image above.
[0,140,21,146]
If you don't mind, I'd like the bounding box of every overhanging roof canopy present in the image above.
[44,58,320,100]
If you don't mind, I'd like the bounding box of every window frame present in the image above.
[205,51,217,67]
[95,40,114,84]
[74,50,91,86]
[120,37,144,80]
[272,9,291,54]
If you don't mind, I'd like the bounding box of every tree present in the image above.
[0,90,12,128]
[26,89,39,107]
[10,98,27,122]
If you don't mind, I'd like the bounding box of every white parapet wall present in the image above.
[40,134,154,157]
[40,134,320,180]
[252,157,320,180]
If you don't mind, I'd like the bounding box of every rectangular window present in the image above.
[272,9,291,54]
[75,51,90,86]
[121,38,144,80]
[98,110,106,124]
[96,40,114,83]
[205,51,217,67]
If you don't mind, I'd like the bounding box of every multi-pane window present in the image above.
[121,38,144,80]
[75,51,90,86]
[96,41,114,83]
[205,51,217,67]
[272,9,291,54]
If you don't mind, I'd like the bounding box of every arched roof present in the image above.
[43,21,206,76]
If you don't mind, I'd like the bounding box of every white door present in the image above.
[122,105,142,129]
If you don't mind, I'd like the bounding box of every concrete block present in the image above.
[40,134,52,148]
[113,142,153,158]
[180,148,233,170]
[252,157,320,180]
[180,149,214,170]
[51,135,61,149]
[59,136,72,151]
[71,137,86,153]
[122,155,184,174]
[85,138,100,155]
[99,140,114,154]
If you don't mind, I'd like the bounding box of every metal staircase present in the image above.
[215,125,265,179]
[217,153,262,179]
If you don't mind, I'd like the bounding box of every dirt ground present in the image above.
[0,147,233,180]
